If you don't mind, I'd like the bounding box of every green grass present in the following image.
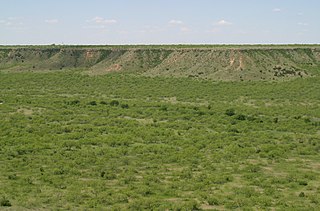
[2,46,319,82]
[0,69,320,209]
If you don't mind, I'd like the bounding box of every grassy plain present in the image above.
[0,52,320,209]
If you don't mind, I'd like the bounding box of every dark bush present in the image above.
[0,197,11,207]
[100,171,106,178]
[247,116,256,121]
[53,168,65,175]
[68,100,80,105]
[160,105,168,111]
[225,108,235,116]
[121,104,129,109]
[235,114,246,121]
[8,174,17,180]
[100,101,108,105]
[198,111,205,116]
[88,101,97,106]
[207,196,221,205]
[298,180,308,186]
[304,118,311,123]
[110,100,119,106]
[229,128,240,133]
[105,172,117,180]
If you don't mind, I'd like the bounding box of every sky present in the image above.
[1,0,319,45]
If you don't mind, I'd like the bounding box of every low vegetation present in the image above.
[1,45,319,81]
[0,46,320,209]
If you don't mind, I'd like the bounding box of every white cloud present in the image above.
[273,8,282,12]
[90,17,117,25]
[207,27,222,34]
[169,20,183,25]
[0,17,24,28]
[138,25,164,34]
[298,22,309,26]
[7,17,20,21]
[84,17,117,30]
[168,20,191,32]
[45,19,59,24]
[215,20,232,26]
[82,25,107,29]
[118,30,129,35]
[180,26,190,32]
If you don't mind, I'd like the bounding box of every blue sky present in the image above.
[1,0,319,44]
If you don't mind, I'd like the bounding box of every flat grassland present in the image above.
[0,46,320,210]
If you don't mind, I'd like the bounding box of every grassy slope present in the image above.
[0,45,320,81]
[0,69,320,209]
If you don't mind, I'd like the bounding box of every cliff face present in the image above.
[1,46,319,80]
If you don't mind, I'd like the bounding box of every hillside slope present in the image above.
[0,46,319,80]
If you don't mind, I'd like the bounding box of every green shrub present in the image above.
[229,128,240,133]
[69,99,80,105]
[235,114,246,121]
[88,101,97,106]
[104,172,117,180]
[247,115,256,121]
[100,171,106,178]
[121,103,129,109]
[183,200,201,210]
[160,105,168,111]
[0,197,11,207]
[8,174,17,180]
[225,108,235,116]
[207,196,221,205]
[298,180,308,186]
[100,100,108,105]
[110,100,120,106]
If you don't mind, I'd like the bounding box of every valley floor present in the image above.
[0,70,320,209]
